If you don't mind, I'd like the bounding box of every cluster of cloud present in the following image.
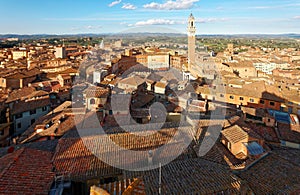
[143,0,199,10]
[293,16,300,19]
[108,0,122,7]
[126,17,229,27]
[108,0,136,10]
[196,18,229,23]
[108,0,199,10]
[122,3,136,10]
[71,25,102,31]
[127,19,184,27]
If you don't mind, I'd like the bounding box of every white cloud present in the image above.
[247,3,300,10]
[250,6,272,9]
[86,25,102,30]
[130,19,184,26]
[143,0,199,10]
[71,25,101,31]
[293,16,300,19]
[196,18,228,23]
[108,0,122,7]
[122,3,136,10]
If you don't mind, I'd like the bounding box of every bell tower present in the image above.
[187,13,196,72]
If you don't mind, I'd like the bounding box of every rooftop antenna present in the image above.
[159,162,162,195]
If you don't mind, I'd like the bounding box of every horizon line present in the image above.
[1,32,300,36]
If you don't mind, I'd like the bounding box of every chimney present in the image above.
[7,146,14,154]
[148,150,153,166]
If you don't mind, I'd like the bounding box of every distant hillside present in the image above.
[0,33,300,40]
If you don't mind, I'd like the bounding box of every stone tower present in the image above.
[187,13,196,71]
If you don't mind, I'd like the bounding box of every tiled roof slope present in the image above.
[271,145,300,165]
[141,158,247,194]
[11,97,50,115]
[0,148,54,195]
[83,86,109,98]
[52,126,195,181]
[5,87,36,103]
[222,125,248,143]
[53,137,122,181]
[238,153,300,194]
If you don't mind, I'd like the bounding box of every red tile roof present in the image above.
[52,137,122,181]
[139,158,245,194]
[277,123,300,144]
[11,97,50,115]
[83,86,109,98]
[238,154,300,194]
[52,125,195,181]
[0,148,54,195]
[222,125,248,143]
[6,87,36,103]
[246,122,279,143]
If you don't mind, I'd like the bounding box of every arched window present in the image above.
[90,98,95,105]
[191,21,194,27]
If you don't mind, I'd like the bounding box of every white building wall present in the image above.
[14,106,50,135]
[147,55,170,70]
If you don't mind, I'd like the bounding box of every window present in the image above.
[15,113,22,119]
[250,98,254,103]
[239,97,244,101]
[230,95,234,99]
[42,106,47,111]
[90,99,95,105]
[260,100,265,104]
[0,130,3,136]
[267,118,271,122]
[30,109,36,115]
[17,123,21,129]
[270,102,275,106]
[227,142,231,150]
[220,94,224,98]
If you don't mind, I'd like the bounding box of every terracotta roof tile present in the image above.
[238,154,300,194]
[137,158,245,194]
[52,124,195,181]
[277,123,300,144]
[119,76,145,87]
[0,148,54,195]
[6,87,36,103]
[222,125,248,143]
[83,86,109,98]
[11,97,50,115]
[271,145,300,165]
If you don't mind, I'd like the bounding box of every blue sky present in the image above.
[1,0,300,34]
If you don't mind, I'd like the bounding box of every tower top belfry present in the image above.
[187,13,196,36]
[187,13,196,73]
[188,13,196,35]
